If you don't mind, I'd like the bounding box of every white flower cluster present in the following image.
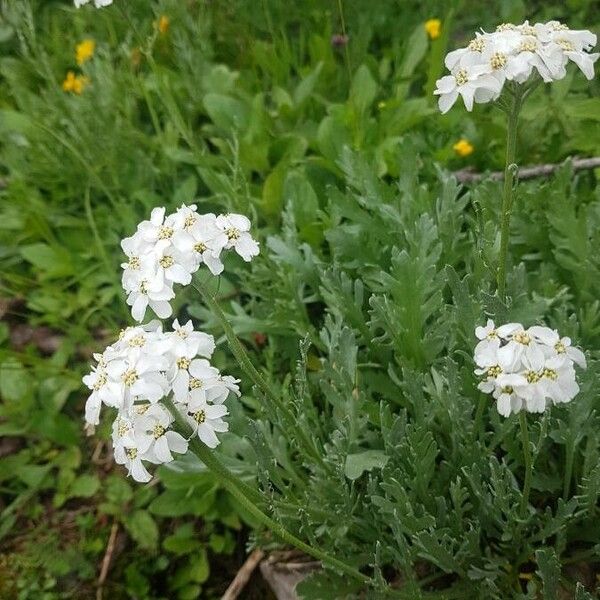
[74,0,113,7]
[474,320,586,418]
[83,320,240,482]
[121,206,259,322]
[435,20,598,113]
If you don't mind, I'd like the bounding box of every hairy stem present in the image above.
[519,411,532,516]
[162,397,373,587]
[496,88,523,301]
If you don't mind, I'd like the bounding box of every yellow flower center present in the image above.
[454,69,469,86]
[122,369,139,386]
[135,404,150,414]
[542,368,558,381]
[159,255,174,268]
[152,424,166,439]
[496,23,516,32]
[194,241,207,253]
[184,214,196,229]
[193,410,206,424]
[128,256,140,269]
[139,280,148,294]
[93,372,107,390]
[158,226,173,240]
[177,357,191,370]
[468,38,485,52]
[521,25,536,36]
[226,227,240,241]
[558,39,574,51]
[117,419,130,437]
[487,365,502,379]
[128,334,146,347]
[490,52,508,70]
[520,40,538,52]
[513,332,531,345]
[555,341,566,354]
[125,448,138,459]
[189,378,203,389]
[526,370,541,384]
[501,386,514,394]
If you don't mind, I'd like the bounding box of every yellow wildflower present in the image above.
[157,15,170,34]
[425,19,442,40]
[62,71,89,95]
[131,47,142,68]
[453,138,474,157]
[76,39,95,65]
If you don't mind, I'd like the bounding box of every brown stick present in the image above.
[455,156,600,183]
[96,521,119,600]
[221,548,265,600]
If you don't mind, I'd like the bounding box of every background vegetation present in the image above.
[0,0,599,598]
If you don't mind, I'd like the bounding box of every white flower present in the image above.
[215,214,260,262]
[133,404,188,463]
[74,0,113,7]
[151,240,196,286]
[434,65,502,113]
[124,271,175,323]
[474,320,586,417]
[172,210,227,276]
[112,413,153,483]
[184,398,229,448]
[167,319,216,359]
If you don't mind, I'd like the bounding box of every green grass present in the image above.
[0,0,599,598]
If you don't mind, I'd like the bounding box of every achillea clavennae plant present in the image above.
[437,20,597,302]
[474,320,586,417]
[434,20,598,113]
[83,206,375,586]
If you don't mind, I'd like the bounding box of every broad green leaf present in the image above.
[350,64,377,113]
[124,510,159,551]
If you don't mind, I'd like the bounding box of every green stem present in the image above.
[563,442,574,500]
[473,393,487,441]
[519,411,532,516]
[496,88,523,301]
[193,283,327,469]
[162,397,373,587]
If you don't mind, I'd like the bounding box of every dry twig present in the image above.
[96,521,119,600]
[455,156,600,183]
[221,548,265,600]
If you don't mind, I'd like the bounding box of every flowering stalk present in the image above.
[161,396,373,588]
[496,85,524,301]
[519,411,532,515]
[194,283,328,470]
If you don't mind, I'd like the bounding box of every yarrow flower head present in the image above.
[435,20,598,113]
[83,320,240,482]
[121,205,259,322]
[474,320,586,417]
